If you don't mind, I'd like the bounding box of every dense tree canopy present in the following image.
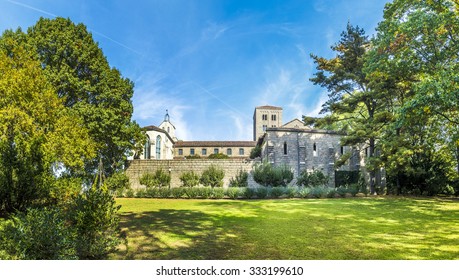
[25,17,145,178]
[308,0,459,195]
[0,41,94,213]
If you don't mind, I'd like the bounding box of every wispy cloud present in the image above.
[5,0,142,56]
[6,0,57,17]
[132,74,193,140]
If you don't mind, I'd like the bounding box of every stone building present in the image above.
[129,105,361,188]
[174,141,256,159]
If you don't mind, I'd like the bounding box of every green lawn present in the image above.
[111,197,459,260]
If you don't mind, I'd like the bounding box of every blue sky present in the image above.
[0,0,388,141]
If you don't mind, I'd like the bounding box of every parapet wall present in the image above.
[125,158,261,189]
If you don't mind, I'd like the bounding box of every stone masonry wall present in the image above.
[125,158,260,189]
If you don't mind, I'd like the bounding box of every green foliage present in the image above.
[183,187,200,199]
[297,170,329,187]
[0,41,94,214]
[211,188,225,199]
[0,207,76,260]
[252,161,293,187]
[229,169,248,188]
[270,187,284,198]
[24,17,144,177]
[255,187,268,199]
[242,187,256,199]
[310,187,328,198]
[171,188,185,199]
[200,165,225,188]
[185,154,201,159]
[335,171,360,188]
[179,171,200,188]
[67,187,121,259]
[250,145,262,159]
[139,169,171,188]
[208,153,229,159]
[298,187,311,198]
[104,171,130,193]
[226,187,241,199]
[285,187,298,198]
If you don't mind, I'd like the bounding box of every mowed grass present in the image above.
[111,197,459,260]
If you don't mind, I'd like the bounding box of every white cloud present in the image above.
[132,73,193,140]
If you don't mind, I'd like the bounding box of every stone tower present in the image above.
[253,105,283,141]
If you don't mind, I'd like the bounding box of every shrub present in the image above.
[171,187,185,199]
[229,169,248,188]
[0,207,76,260]
[145,187,159,198]
[104,171,130,193]
[299,187,311,198]
[212,188,225,199]
[226,187,241,199]
[184,187,200,199]
[180,171,200,188]
[67,187,121,259]
[198,187,213,199]
[310,187,327,198]
[185,154,201,159]
[250,145,262,159]
[200,165,225,188]
[139,169,171,188]
[252,161,293,187]
[270,187,285,198]
[125,188,135,198]
[208,153,229,159]
[158,188,172,198]
[297,170,329,187]
[255,187,268,199]
[242,187,256,199]
[285,187,298,198]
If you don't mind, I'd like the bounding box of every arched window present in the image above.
[144,135,151,159]
[313,142,318,157]
[156,136,162,159]
[283,141,288,155]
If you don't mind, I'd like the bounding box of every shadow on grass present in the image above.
[112,198,459,260]
[113,208,255,260]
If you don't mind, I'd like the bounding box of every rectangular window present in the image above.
[262,125,267,132]
[313,143,318,157]
[178,149,183,156]
[214,148,219,154]
[262,114,268,121]
[202,148,207,156]
[271,114,277,121]
[227,148,232,156]
[190,148,195,155]
[239,148,244,155]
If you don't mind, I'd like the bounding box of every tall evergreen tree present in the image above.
[309,23,391,194]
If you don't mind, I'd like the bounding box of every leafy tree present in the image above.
[200,165,225,188]
[0,41,94,214]
[139,169,171,188]
[251,161,293,187]
[179,171,200,188]
[24,17,145,178]
[369,0,459,194]
[309,23,390,194]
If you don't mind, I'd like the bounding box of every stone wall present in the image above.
[125,158,260,189]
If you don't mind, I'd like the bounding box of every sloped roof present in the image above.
[143,125,175,143]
